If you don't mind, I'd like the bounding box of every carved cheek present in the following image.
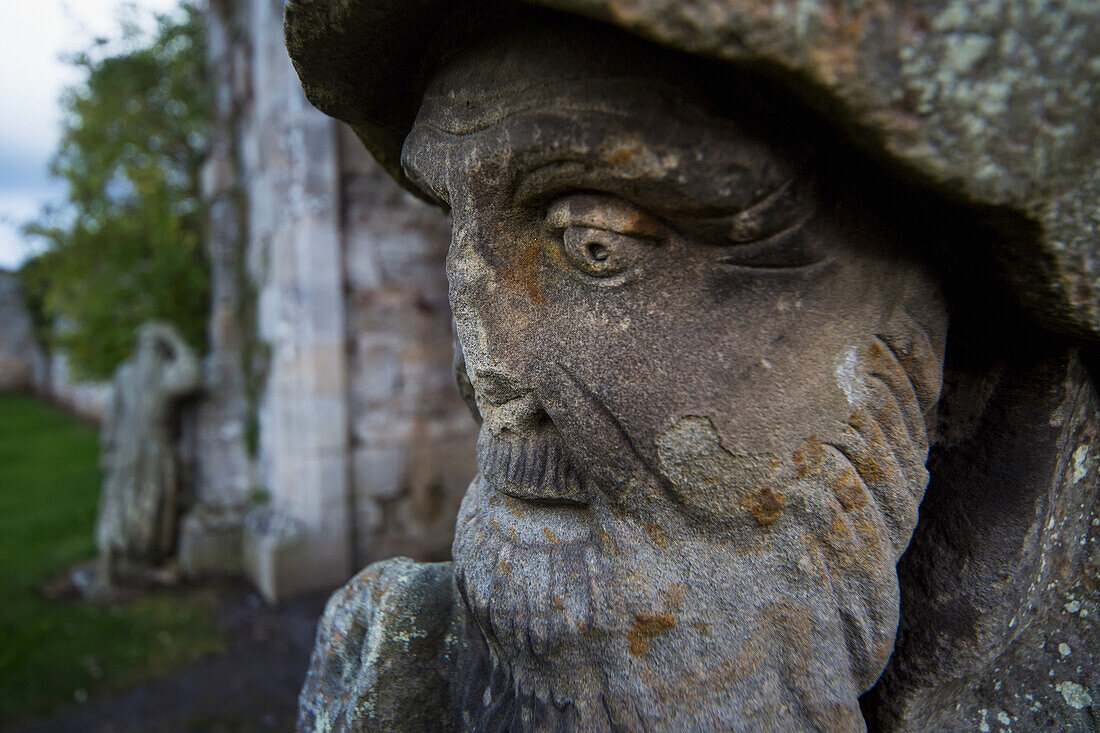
[497,238,548,307]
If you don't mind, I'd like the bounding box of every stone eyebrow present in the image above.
[525,157,811,247]
[512,147,804,218]
[664,178,814,245]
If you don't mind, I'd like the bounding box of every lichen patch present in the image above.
[1054,680,1093,709]
[627,613,677,656]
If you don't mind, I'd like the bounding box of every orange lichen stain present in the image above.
[644,522,669,547]
[847,409,868,431]
[552,594,565,610]
[865,415,889,447]
[628,613,677,657]
[805,434,826,462]
[494,519,520,543]
[542,527,560,544]
[499,243,547,306]
[743,486,786,526]
[794,434,828,479]
[792,449,808,477]
[864,340,918,406]
[854,453,888,484]
[661,582,687,610]
[623,209,664,239]
[824,513,865,566]
[831,466,866,511]
[843,414,891,486]
[608,146,637,167]
[595,526,620,556]
[852,515,884,550]
[796,431,827,477]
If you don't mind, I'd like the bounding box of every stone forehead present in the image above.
[285,0,1100,339]
[408,72,801,221]
[403,18,810,219]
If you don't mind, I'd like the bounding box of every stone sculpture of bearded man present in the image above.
[287,7,957,731]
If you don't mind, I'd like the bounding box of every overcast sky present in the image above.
[0,0,181,270]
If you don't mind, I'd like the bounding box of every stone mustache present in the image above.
[287,10,963,731]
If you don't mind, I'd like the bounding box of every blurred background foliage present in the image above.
[20,1,210,381]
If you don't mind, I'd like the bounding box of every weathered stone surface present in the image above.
[286,0,1100,340]
[298,558,460,732]
[0,270,45,393]
[288,2,1100,731]
[537,0,1100,341]
[863,334,1100,731]
[95,323,200,584]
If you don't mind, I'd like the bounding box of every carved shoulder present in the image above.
[298,558,461,733]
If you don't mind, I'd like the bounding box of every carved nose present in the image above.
[474,368,546,437]
[447,245,545,435]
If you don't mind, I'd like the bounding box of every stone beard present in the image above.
[398,13,950,733]
[450,306,943,731]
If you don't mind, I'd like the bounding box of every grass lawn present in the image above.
[0,393,224,724]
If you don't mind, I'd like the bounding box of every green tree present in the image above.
[21,1,210,380]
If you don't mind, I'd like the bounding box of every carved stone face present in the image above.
[403,16,948,730]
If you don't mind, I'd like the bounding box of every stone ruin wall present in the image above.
[0,270,45,394]
[340,130,477,563]
[185,0,476,599]
[0,270,109,422]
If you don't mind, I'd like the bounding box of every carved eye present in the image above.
[546,195,661,280]
[560,227,648,277]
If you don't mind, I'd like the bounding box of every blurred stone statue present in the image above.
[96,322,200,585]
[285,0,1099,730]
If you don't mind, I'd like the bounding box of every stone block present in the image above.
[177,503,246,578]
[242,505,313,604]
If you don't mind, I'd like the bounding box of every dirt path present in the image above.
[9,587,328,733]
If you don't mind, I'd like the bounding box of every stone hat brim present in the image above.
[285,0,1100,339]
[284,0,465,202]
